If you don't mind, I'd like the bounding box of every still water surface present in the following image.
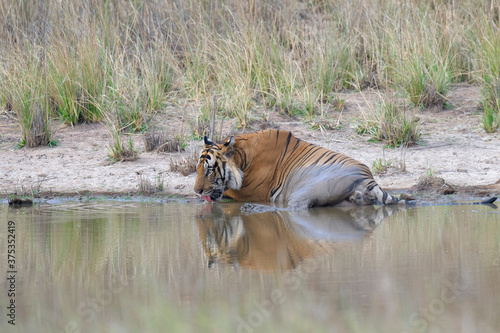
[0,200,499,332]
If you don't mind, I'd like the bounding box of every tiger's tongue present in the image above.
[201,195,212,202]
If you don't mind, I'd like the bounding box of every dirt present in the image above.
[1,84,499,202]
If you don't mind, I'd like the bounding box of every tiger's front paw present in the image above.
[240,203,278,213]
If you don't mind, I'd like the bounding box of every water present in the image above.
[0,200,499,333]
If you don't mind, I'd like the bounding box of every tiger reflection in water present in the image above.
[196,203,404,271]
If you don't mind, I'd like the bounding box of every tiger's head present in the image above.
[194,136,243,202]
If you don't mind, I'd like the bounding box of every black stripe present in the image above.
[287,248,296,269]
[319,151,338,165]
[271,142,318,192]
[255,177,271,189]
[241,178,256,189]
[285,131,292,146]
[367,182,377,191]
[382,191,388,204]
[235,148,248,170]
[269,132,294,185]
[310,151,330,166]
[293,146,323,169]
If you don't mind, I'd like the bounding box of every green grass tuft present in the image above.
[481,77,500,133]
[107,130,139,162]
[359,95,421,147]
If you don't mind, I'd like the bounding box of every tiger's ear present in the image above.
[204,136,214,146]
[223,136,235,148]
[222,136,235,157]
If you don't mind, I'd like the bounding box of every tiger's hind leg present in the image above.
[282,170,401,208]
[286,181,353,209]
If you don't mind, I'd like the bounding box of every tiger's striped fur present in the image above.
[194,129,400,209]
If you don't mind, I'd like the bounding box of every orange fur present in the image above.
[194,129,399,208]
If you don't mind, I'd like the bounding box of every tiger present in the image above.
[196,204,323,271]
[194,129,403,209]
[196,203,402,270]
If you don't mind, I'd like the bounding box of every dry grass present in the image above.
[22,104,54,148]
[1,0,500,144]
[143,131,187,153]
[143,132,166,152]
[137,172,164,193]
[169,150,198,176]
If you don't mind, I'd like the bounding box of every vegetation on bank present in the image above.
[0,0,499,151]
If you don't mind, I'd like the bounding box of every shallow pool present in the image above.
[1,200,499,332]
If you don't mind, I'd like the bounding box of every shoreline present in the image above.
[2,181,498,206]
[2,86,500,205]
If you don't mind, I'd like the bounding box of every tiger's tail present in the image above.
[350,181,405,206]
[371,185,404,205]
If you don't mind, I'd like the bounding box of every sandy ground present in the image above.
[1,84,499,202]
